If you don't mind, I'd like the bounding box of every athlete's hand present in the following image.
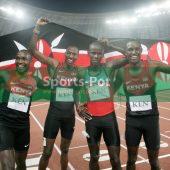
[33,17,49,34]
[98,37,110,48]
[76,103,92,121]
[36,17,49,26]
[79,110,92,122]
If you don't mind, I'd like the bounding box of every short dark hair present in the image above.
[16,50,32,61]
[67,46,79,51]
[127,40,141,46]
[89,41,103,50]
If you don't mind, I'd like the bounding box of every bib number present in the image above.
[129,95,152,112]
[56,87,74,102]
[7,93,30,112]
[88,85,110,101]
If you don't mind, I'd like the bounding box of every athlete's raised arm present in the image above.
[152,60,170,74]
[29,18,58,68]
[99,38,128,69]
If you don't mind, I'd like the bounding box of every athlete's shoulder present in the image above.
[146,59,162,70]
[102,64,112,74]
[117,65,125,73]
[0,69,10,77]
[0,69,15,84]
[151,59,162,65]
[114,67,124,81]
[77,67,87,78]
[0,70,10,85]
[26,73,37,88]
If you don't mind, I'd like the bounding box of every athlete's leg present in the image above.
[147,149,160,170]
[126,146,139,170]
[103,113,121,170]
[39,107,61,170]
[60,116,75,170]
[125,117,142,170]
[107,146,121,170]
[15,151,28,170]
[143,116,160,170]
[60,137,72,170]
[38,138,55,170]
[0,125,15,170]
[14,126,30,170]
[0,150,15,170]
[88,144,100,170]
[86,117,102,170]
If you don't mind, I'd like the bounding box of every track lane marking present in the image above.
[30,110,75,170]
[101,154,170,169]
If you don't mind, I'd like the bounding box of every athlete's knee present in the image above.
[148,158,160,169]
[127,155,137,166]
[127,154,137,164]
[108,146,121,165]
[15,158,26,169]
[147,149,160,169]
[60,139,71,155]
[60,147,69,155]
[0,150,15,170]
[127,147,138,166]
[1,161,15,170]
[150,162,160,170]
[41,148,53,160]
[109,152,120,165]
[110,156,121,165]
[90,153,99,163]
[60,144,69,155]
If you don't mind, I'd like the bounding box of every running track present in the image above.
[27,91,170,170]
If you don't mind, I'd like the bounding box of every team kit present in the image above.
[0,18,170,170]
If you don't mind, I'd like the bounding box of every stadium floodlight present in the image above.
[149,4,158,12]
[135,0,170,18]
[105,19,120,24]
[0,6,25,19]
[15,9,25,18]
[105,0,169,25]
[105,20,112,24]
[160,0,170,9]
[0,6,15,15]
[129,17,138,23]
[106,17,137,25]
[152,11,162,16]
[135,4,157,15]
[112,19,119,24]
[0,6,5,11]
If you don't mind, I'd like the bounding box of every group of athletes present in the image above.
[0,18,170,170]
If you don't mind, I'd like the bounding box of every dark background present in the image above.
[18,0,157,13]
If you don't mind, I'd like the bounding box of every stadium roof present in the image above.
[0,0,169,40]
[17,0,157,13]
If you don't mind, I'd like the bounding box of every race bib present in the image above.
[129,95,152,112]
[88,85,110,101]
[56,87,74,102]
[7,93,30,112]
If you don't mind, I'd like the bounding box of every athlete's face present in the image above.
[89,44,104,66]
[15,51,31,74]
[126,41,142,65]
[65,47,78,66]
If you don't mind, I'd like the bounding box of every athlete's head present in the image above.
[15,50,32,74]
[126,41,142,65]
[65,46,79,66]
[88,41,104,66]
